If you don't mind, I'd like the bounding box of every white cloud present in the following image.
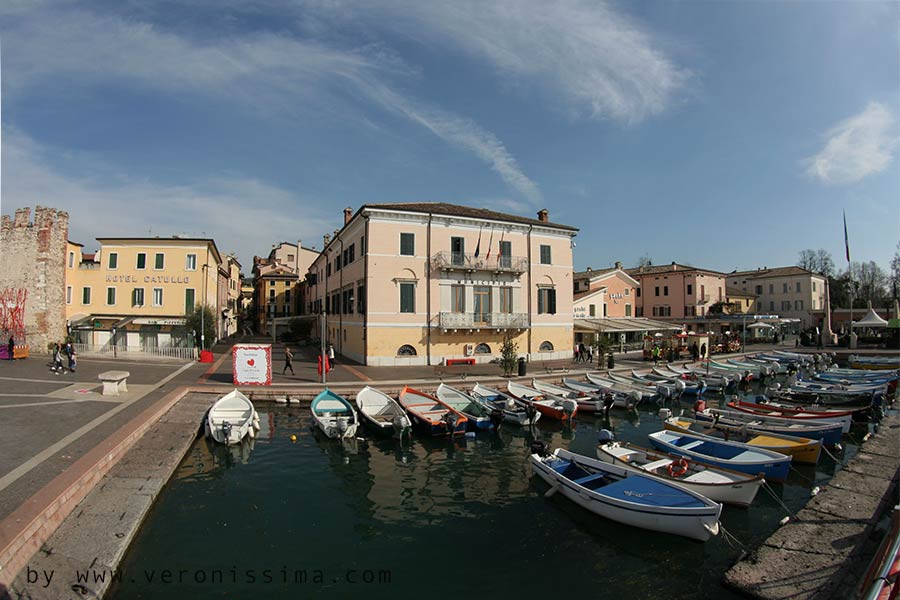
[307,0,689,123]
[804,102,899,184]
[1,128,335,268]
[0,6,542,202]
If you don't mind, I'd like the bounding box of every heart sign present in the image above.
[247,358,255,366]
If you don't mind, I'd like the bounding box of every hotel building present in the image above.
[64,238,231,352]
[627,262,727,319]
[727,266,827,327]
[305,203,578,366]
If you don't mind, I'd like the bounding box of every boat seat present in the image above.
[680,440,704,451]
[641,459,674,472]
[573,473,607,485]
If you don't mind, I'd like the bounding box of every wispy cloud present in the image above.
[804,102,898,185]
[1,6,542,201]
[2,129,334,267]
[310,0,690,123]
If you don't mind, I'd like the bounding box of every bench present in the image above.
[446,358,475,366]
[98,370,130,396]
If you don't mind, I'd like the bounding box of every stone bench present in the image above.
[98,371,130,396]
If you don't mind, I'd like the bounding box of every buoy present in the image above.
[811,486,821,496]
[779,516,790,526]
[290,434,297,442]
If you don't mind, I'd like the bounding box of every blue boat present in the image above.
[648,430,791,483]
[310,389,359,439]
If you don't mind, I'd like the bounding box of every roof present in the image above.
[725,287,756,298]
[729,266,820,279]
[626,263,726,277]
[574,318,683,333]
[364,202,579,232]
[81,253,96,262]
[573,266,618,278]
[94,237,223,265]
[574,286,608,302]
[574,267,641,287]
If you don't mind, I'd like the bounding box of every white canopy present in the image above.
[747,321,775,329]
[852,302,888,328]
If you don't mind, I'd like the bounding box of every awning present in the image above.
[747,321,775,329]
[574,318,683,334]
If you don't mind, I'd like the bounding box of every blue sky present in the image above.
[1,0,897,275]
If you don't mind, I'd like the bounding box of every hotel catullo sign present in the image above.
[106,274,191,284]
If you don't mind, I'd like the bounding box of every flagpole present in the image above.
[844,210,856,349]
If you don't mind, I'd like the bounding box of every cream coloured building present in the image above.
[64,237,228,352]
[727,266,827,327]
[305,203,578,366]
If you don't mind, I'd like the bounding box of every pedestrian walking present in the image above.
[578,342,587,363]
[651,344,661,366]
[700,343,707,359]
[283,346,294,375]
[7,336,14,360]
[328,344,335,370]
[51,343,65,374]
[66,342,77,373]
[690,342,699,362]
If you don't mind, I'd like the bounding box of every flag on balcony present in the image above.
[485,226,494,259]
[474,226,483,258]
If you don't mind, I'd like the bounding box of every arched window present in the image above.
[539,341,554,351]
[474,343,491,354]
[397,344,417,356]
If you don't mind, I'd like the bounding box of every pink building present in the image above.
[573,262,639,318]
[627,262,726,320]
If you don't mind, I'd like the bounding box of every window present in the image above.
[400,282,415,313]
[540,245,551,265]
[397,344,417,356]
[186,254,197,271]
[357,284,366,314]
[636,287,641,297]
[687,284,693,295]
[136,253,146,269]
[474,343,491,354]
[335,255,341,271]
[636,307,643,317]
[153,288,163,307]
[499,241,512,268]
[400,233,415,256]
[82,287,91,305]
[108,252,118,269]
[755,285,763,295]
[451,285,466,313]
[783,283,788,293]
[66,286,72,304]
[589,304,596,317]
[625,304,632,317]
[795,300,804,310]
[451,237,465,265]
[284,290,291,304]
[473,286,491,323]
[269,289,275,300]
[360,236,365,254]
[132,288,144,307]
[344,289,354,314]
[663,286,669,296]
[499,287,512,314]
[796,282,801,292]
[68,252,74,268]
[769,284,774,294]
[106,287,116,305]
[769,301,774,311]
[700,285,705,299]
[348,244,355,264]
[812,281,817,292]
[624,289,630,296]
[326,263,331,277]
[655,286,660,297]
[537,288,556,314]
[154,253,164,270]
[539,341,554,351]
[185,289,195,314]
[287,254,294,262]
[660,306,671,316]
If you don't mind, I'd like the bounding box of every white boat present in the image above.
[471,383,541,426]
[355,385,411,438]
[311,389,359,439]
[205,389,261,445]
[596,441,764,507]
[530,446,721,542]
[532,378,604,412]
[561,378,638,409]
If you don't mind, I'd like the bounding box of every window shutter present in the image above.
[548,289,556,314]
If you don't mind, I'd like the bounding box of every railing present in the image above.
[78,263,101,270]
[438,312,528,329]
[431,251,527,273]
[73,343,197,360]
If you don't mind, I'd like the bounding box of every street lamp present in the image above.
[201,264,209,352]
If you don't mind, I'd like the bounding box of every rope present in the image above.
[718,523,749,556]
[761,481,797,521]
[788,464,816,484]
[821,445,843,464]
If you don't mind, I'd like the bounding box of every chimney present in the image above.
[614,261,622,270]
[537,209,549,222]
[671,261,677,271]
[586,267,592,272]
[343,207,353,225]
[296,240,302,273]
[323,233,331,246]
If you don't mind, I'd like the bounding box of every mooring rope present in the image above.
[788,464,816,484]
[821,444,843,464]
[760,481,797,522]
[718,522,749,557]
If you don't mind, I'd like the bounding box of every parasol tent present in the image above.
[852,301,888,329]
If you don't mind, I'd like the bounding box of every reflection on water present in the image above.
[109,385,875,600]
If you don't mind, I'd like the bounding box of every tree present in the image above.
[797,249,834,277]
[846,261,889,307]
[499,333,519,377]
[636,254,652,268]
[890,241,900,299]
[592,335,613,368]
[186,304,217,350]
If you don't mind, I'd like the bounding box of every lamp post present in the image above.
[201,264,208,352]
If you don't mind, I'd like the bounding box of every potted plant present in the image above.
[499,332,519,377]
[593,336,614,369]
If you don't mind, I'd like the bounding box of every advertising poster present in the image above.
[232,344,272,386]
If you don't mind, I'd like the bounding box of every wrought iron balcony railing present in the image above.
[438,312,528,329]
[431,251,527,274]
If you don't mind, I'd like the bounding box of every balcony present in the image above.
[438,312,528,331]
[431,251,527,274]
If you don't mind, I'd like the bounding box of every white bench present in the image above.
[98,370,130,396]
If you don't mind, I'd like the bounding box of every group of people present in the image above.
[282,344,335,375]
[573,342,593,364]
[50,341,77,374]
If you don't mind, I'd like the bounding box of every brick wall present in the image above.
[0,206,69,353]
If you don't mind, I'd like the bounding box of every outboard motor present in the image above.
[658,407,673,420]
[562,399,578,419]
[490,408,505,429]
[221,420,233,443]
[530,440,549,457]
[602,393,615,414]
[674,379,686,398]
[629,390,643,406]
[337,417,349,438]
[443,412,459,434]
[598,429,615,445]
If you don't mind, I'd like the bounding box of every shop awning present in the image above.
[574,318,683,334]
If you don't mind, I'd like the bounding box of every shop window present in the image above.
[397,344,417,356]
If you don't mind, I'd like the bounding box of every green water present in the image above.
[108,393,865,600]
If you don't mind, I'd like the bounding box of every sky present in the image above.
[0,0,897,276]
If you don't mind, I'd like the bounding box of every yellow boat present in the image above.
[664,416,822,465]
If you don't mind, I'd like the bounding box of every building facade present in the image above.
[305,203,578,366]
[64,238,227,351]
[727,266,827,327]
[627,262,727,320]
[573,263,639,318]
[252,241,318,334]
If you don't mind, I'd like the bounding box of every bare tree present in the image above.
[637,254,652,268]
[890,242,900,299]
[847,261,888,305]
[797,249,834,276]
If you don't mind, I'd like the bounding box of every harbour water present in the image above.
[108,392,867,600]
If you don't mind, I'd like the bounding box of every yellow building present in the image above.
[305,203,578,366]
[252,241,319,335]
[65,237,229,355]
